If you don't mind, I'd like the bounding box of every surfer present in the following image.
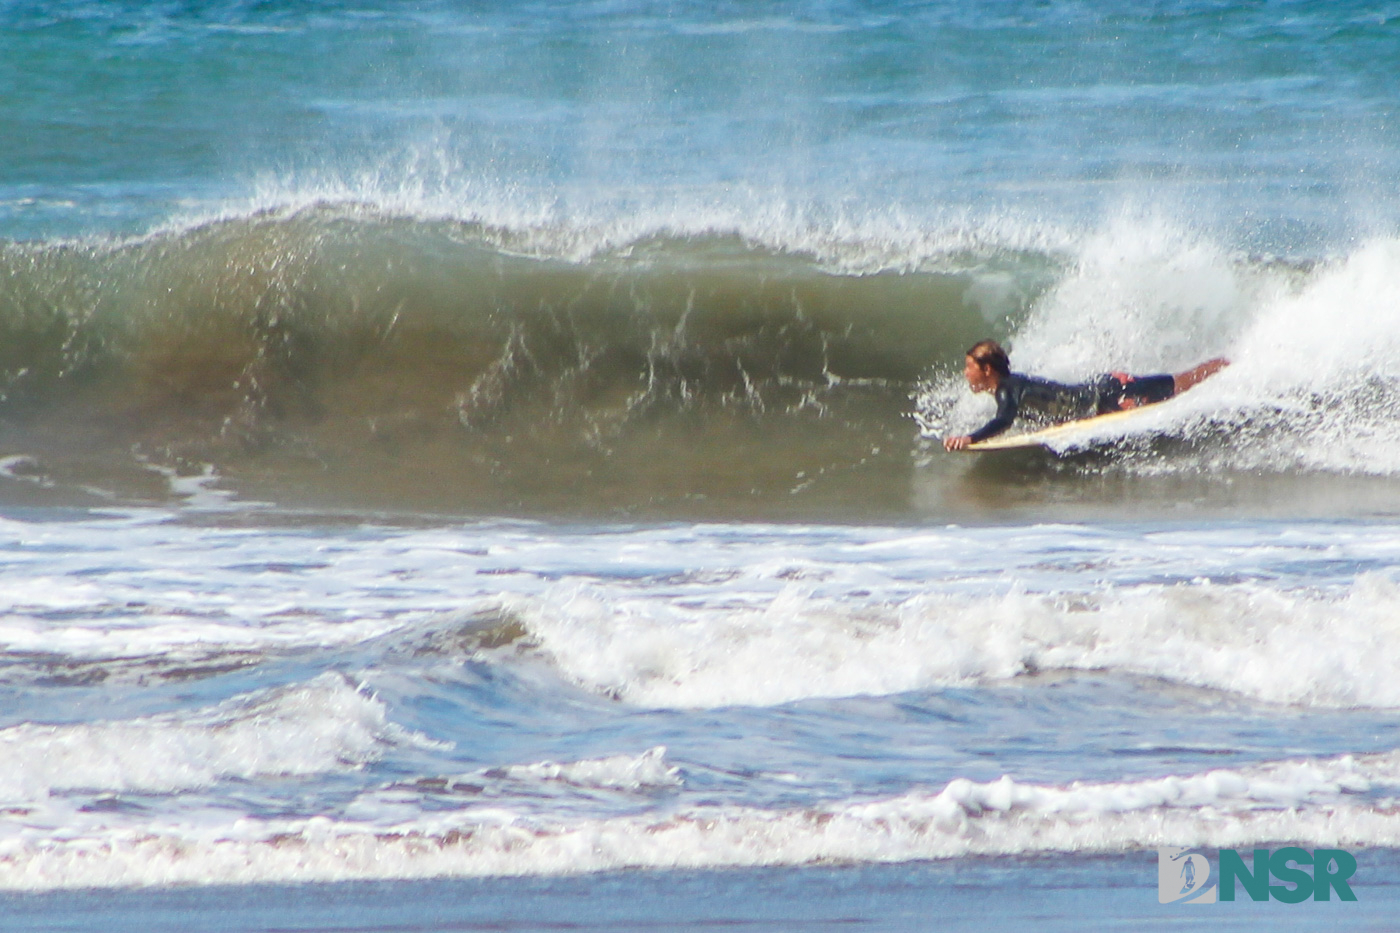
[943,339,1229,451]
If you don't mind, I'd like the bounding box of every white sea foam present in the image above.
[493,746,681,791]
[0,457,54,489]
[510,573,1400,710]
[0,674,414,801]
[134,459,262,511]
[1222,238,1400,474]
[1,748,1395,890]
[1007,214,1251,377]
[0,607,406,671]
[0,513,434,668]
[5,512,1400,711]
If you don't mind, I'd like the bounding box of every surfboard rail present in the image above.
[963,405,1160,451]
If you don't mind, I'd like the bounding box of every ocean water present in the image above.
[3,1,1400,928]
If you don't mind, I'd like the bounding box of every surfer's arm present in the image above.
[945,415,1011,450]
[945,385,1017,450]
[944,414,1011,450]
[966,412,1014,444]
[965,385,1018,443]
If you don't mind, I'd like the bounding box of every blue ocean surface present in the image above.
[2,1,1400,929]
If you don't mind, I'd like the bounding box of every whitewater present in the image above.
[2,514,1399,892]
[2,1,1400,930]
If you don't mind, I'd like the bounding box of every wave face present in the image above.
[0,206,1043,516]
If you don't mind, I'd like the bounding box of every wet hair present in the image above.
[966,339,1010,377]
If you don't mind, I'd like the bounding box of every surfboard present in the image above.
[963,405,1161,452]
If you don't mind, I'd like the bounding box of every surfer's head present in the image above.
[964,339,1009,392]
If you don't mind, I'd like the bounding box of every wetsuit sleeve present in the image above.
[967,383,1018,442]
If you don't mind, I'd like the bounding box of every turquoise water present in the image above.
[5,1,1399,245]
[3,2,1400,928]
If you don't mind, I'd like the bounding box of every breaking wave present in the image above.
[3,201,1400,517]
[0,674,424,801]
[504,572,1400,710]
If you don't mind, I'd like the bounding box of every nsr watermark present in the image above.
[1158,846,1358,904]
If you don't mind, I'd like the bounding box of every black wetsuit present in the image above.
[967,372,1176,443]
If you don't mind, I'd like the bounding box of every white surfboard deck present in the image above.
[964,405,1161,452]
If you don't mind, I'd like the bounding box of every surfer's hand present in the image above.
[944,435,972,451]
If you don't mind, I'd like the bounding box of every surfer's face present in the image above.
[964,356,998,393]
